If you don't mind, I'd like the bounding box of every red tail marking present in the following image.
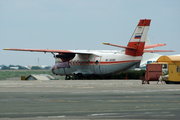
[138,19,151,26]
[125,42,145,56]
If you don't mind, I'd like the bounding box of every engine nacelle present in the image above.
[55,53,75,63]
[55,58,64,63]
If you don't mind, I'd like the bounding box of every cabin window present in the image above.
[109,59,115,61]
[77,60,79,65]
[82,60,85,65]
[95,60,99,65]
[147,61,152,64]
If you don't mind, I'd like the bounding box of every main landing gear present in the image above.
[65,75,71,80]
[65,73,83,80]
[73,73,83,80]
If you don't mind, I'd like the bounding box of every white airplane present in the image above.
[140,37,165,69]
[4,19,173,80]
[140,37,176,69]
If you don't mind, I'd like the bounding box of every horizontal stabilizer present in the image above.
[103,43,136,49]
[144,50,174,52]
[144,44,166,49]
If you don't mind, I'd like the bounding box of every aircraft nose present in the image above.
[51,65,58,75]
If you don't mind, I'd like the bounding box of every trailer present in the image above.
[157,56,180,84]
[141,64,162,84]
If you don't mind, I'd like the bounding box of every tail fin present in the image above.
[125,19,151,56]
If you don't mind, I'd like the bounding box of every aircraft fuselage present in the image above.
[52,50,141,77]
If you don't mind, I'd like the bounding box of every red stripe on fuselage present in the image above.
[69,60,140,65]
[100,60,140,65]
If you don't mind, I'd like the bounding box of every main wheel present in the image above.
[65,75,71,80]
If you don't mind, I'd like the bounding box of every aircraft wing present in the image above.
[3,48,95,55]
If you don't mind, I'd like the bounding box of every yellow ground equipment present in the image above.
[157,56,180,84]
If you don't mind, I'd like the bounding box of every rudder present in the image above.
[125,19,151,56]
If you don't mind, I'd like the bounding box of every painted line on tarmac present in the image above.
[90,113,119,116]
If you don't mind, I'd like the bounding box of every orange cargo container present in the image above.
[142,64,162,84]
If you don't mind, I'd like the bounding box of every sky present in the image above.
[0,0,180,66]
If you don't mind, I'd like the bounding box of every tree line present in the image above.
[0,65,51,70]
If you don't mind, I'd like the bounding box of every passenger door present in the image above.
[93,57,101,74]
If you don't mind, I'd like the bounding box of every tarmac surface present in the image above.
[0,79,180,120]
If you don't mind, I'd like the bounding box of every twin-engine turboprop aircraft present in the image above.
[4,19,174,79]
